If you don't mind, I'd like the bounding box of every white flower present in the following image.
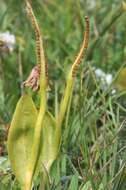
[93,67,113,89]
[87,0,96,10]
[0,31,16,52]
[95,68,106,78]
[105,74,113,86]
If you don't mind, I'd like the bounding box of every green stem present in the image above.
[25,78,47,190]
[22,184,32,190]
[57,72,74,127]
[39,174,47,190]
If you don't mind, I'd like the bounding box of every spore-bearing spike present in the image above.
[72,16,89,78]
[24,0,49,90]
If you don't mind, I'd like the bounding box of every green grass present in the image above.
[1,0,126,189]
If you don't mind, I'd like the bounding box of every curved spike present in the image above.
[71,16,89,78]
[25,0,48,80]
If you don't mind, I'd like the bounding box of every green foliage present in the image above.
[7,1,87,189]
[39,111,60,173]
[7,95,38,187]
[7,94,61,189]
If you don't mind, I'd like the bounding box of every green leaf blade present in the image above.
[36,111,61,181]
[7,95,38,187]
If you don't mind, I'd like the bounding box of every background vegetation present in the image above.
[1,0,126,189]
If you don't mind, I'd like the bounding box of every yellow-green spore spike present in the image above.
[58,16,90,127]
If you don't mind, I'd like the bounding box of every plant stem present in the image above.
[57,74,74,127]
[25,81,47,190]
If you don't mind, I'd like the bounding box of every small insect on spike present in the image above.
[25,0,48,82]
[72,16,89,78]
[23,61,50,91]
[23,65,40,91]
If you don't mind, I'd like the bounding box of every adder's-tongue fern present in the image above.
[7,1,90,190]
